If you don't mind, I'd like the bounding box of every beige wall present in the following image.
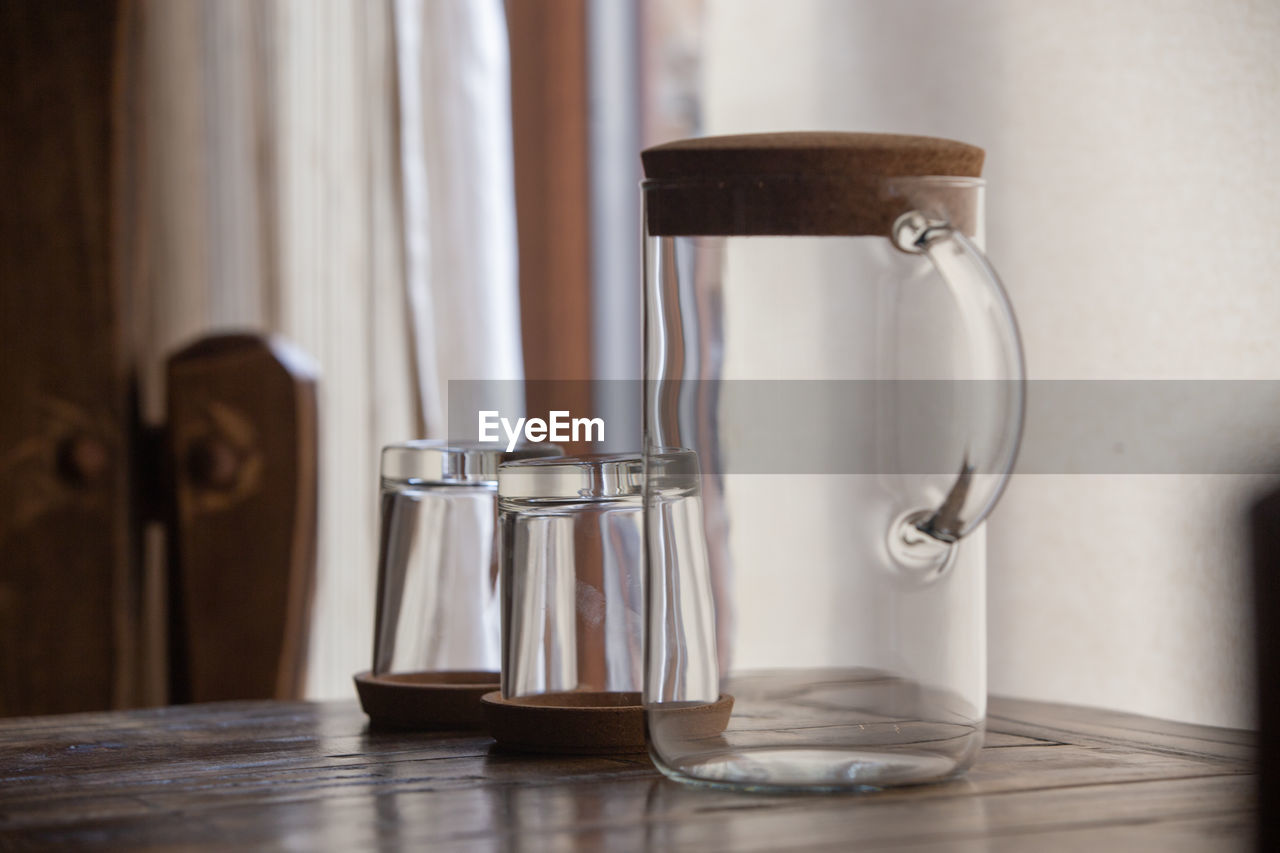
[702,0,1280,728]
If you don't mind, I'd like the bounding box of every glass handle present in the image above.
[888,211,1026,570]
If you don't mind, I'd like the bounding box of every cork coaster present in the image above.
[354,670,499,730]
[480,691,735,755]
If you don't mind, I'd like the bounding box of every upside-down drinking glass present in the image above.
[372,441,563,679]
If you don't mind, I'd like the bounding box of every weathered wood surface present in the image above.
[0,697,1254,850]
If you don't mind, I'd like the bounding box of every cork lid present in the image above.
[641,131,985,237]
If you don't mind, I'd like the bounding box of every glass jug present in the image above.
[641,132,1025,791]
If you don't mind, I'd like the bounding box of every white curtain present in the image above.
[123,0,521,699]
[699,0,1279,728]
[393,0,523,435]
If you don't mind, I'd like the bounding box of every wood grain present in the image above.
[0,697,1254,850]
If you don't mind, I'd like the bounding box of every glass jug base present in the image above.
[647,669,983,792]
[652,744,971,793]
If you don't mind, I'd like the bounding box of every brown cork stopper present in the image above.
[480,691,735,755]
[354,670,499,730]
[641,131,984,237]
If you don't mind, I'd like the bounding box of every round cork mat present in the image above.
[641,131,985,237]
[480,691,735,755]
[354,670,499,731]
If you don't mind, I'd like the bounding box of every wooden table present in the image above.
[0,697,1254,850]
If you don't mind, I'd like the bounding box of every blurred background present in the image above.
[2,0,1276,729]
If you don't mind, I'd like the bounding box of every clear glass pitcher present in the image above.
[641,132,1025,791]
